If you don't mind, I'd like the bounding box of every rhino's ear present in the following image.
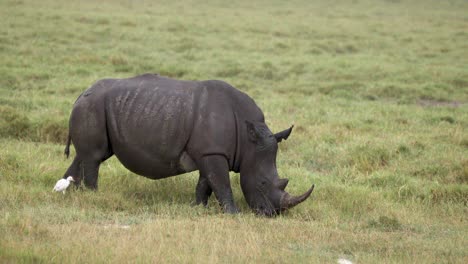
[245,120,259,143]
[274,125,294,143]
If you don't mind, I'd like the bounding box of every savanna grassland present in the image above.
[1,0,467,263]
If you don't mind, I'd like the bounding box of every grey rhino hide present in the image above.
[62,74,314,216]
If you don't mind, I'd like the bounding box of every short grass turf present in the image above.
[1,0,467,263]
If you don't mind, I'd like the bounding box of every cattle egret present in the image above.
[337,258,353,264]
[53,176,75,194]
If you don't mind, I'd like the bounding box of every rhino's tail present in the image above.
[64,133,71,159]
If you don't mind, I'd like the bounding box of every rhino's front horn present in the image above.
[280,184,315,210]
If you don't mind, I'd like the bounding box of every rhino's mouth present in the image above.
[251,182,315,217]
[254,205,279,217]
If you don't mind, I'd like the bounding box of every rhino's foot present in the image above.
[197,155,238,214]
[72,176,82,188]
[191,198,209,207]
[194,197,209,207]
[223,204,240,214]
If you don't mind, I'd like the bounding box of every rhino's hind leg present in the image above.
[195,175,212,206]
[197,155,239,214]
[81,159,101,189]
[63,156,82,187]
[69,101,113,190]
[76,151,113,190]
[77,143,113,190]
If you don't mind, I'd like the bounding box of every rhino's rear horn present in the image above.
[276,178,289,190]
[274,125,294,143]
[280,184,314,210]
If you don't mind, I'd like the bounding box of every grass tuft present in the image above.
[34,119,69,144]
[0,153,22,176]
[348,145,392,174]
[216,61,243,78]
[366,215,402,232]
[430,185,468,205]
[0,106,31,139]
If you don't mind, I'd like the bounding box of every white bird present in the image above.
[337,258,353,264]
[53,176,75,194]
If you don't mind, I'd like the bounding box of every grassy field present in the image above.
[1,0,467,262]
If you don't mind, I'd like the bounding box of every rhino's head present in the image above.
[240,121,314,217]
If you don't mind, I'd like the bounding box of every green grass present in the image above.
[1,0,467,263]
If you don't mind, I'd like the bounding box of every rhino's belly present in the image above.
[103,81,198,179]
[112,146,198,179]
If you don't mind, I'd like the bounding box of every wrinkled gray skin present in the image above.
[62,74,314,216]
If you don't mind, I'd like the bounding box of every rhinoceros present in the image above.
[61,73,314,216]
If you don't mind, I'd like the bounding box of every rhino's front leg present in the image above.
[197,155,239,214]
[195,175,212,206]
